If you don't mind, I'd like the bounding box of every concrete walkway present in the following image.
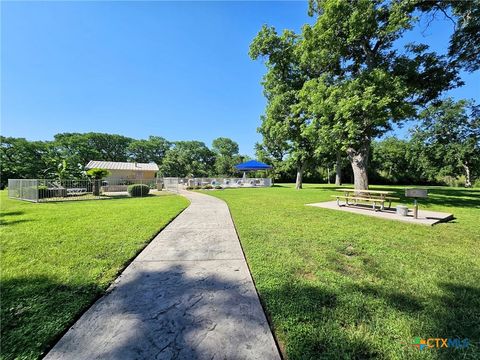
[46,191,280,360]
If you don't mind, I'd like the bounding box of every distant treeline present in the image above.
[268,136,480,188]
[0,133,248,187]
[1,129,479,188]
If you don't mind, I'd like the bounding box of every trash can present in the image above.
[396,205,409,216]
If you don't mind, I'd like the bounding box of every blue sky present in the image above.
[2,1,479,156]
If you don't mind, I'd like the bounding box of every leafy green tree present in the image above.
[212,137,239,157]
[250,26,319,189]
[412,98,480,187]
[54,132,133,168]
[298,0,457,189]
[127,136,171,165]
[309,0,480,72]
[86,168,110,196]
[369,137,425,184]
[211,137,240,176]
[0,137,50,187]
[86,168,110,179]
[255,141,290,182]
[159,141,215,177]
[413,0,480,72]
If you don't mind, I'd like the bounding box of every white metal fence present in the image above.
[185,177,272,188]
[8,178,163,202]
[161,177,272,190]
[7,176,273,202]
[163,177,180,193]
[8,179,39,202]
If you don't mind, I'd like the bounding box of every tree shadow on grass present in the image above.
[362,187,479,210]
[433,283,480,348]
[1,276,104,360]
[0,218,32,226]
[0,210,31,226]
[260,282,381,359]
[0,211,25,217]
[257,278,480,359]
[346,282,479,359]
[348,283,424,314]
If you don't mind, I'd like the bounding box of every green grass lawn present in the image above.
[206,184,480,359]
[0,191,189,360]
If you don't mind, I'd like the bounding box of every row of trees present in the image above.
[0,133,246,187]
[250,0,479,189]
[2,123,478,189]
[256,98,480,187]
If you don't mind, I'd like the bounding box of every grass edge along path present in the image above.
[0,191,189,360]
[205,184,480,360]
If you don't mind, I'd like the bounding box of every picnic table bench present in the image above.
[332,189,399,211]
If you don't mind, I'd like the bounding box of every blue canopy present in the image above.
[235,160,272,171]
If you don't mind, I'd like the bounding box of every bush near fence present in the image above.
[128,184,150,197]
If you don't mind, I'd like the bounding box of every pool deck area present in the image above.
[306,201,454,226]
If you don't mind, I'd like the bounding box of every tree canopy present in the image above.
[127,136,171,165]
[250,26,319,189]
[159,141,216,178]
[211,137,242,176]
[0,134,244,187]
[412,98,480,187]
[252,0,463,189]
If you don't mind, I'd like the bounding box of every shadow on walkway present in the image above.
[46,261,279,359]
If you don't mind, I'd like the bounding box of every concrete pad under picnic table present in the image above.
[306,201,454,226]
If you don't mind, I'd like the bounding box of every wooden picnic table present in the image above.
[333,188,398,211]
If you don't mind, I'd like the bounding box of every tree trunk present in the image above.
[347,144,369,190]
[93,179,101,196]
[335,151,342,186]
[463,162,472,188]
[295,164,304,190]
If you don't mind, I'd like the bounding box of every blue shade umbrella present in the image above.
[234,160,272,171]
[235,160,272,182]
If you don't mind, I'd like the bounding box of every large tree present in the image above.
[298,0,458,189]
[127,136,171,165]
[211,137,240,176]
[0,137,49,186]
[412,98,480,187]
[159,141,215,177]
[54,132,133,167]
[250,26,319,189]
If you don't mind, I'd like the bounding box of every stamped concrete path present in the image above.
[45,190,280,360]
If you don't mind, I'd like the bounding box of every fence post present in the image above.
[34,179,39,202]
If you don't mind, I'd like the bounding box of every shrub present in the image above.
[214,185,222,190]
[194,185,202,190]
[127,184,150,197]
[186,186,194,190]
[473,179,480,188]
[442,175,467,187]
[202,185,213,190]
